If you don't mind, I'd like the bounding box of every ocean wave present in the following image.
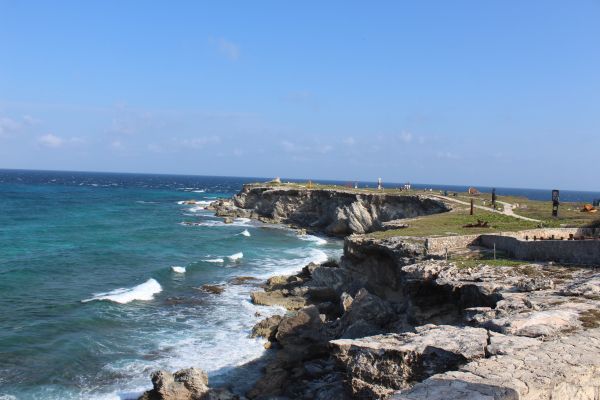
[204,258,225,263]
[298,234,327,246]
[171,266,186,274]
[237,229,251,237]
[192,189,206,193]
[227,252,244,262]
[82,279,162,304]
[135,200,158,204]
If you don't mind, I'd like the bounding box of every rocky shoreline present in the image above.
[208,184,449,236]
[139,185,600,400]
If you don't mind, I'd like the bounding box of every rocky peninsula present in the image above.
[140,184,600,400]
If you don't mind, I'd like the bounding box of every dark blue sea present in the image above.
[0,169,598,399]
[0,170,342,400]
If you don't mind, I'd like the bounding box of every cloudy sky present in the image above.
[1,1,599,190]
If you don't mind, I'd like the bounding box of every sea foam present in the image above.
[171,266,186,273]
[204,258,225,263]
[82,279,162,304]
[238,229,251,237]
[298,234,327,245]
[227,252,244,261]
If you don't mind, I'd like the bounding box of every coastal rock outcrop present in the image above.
[138,367,238,400]
[330,325,489,398]
[210,185,449,236]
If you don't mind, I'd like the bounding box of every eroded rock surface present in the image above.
[210,185,449,236]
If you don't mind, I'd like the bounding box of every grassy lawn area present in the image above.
[455,192,599,227]
[249,181,599,234]
[368,206,540,239]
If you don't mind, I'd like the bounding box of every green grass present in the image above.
[368,207,539,239]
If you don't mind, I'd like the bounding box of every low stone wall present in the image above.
[425,228,600,264]
[479,233,600,265]
[425,235,481,255]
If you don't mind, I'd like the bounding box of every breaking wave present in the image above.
[82,279,163,304]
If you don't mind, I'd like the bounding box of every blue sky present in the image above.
[1,1,599,190]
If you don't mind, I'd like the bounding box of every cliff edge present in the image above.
[209,184,449,236]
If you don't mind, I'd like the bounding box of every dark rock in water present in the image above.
[223,217,234,224]
[251,314,283,341]
[228,276,259,285]
[138,367,209,400]
[164,297,205,306]
[199,284,225,295]
[250,290,307,310]
[138,367,239,400]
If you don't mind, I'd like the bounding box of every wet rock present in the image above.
[199,284,225,295]
[250,290,306,310]
[228,276,259,285]
[251,315,283,341]
[138,367,209,400]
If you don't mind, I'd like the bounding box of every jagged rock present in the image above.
[228,276,259,285]
[515,277,554,292]
[138,368,209,400]
[486,331,542,356]
[223,217,233,224]
[339,288,395,329]
[391,327,600,400]
[561,272,600,299]
[330,325,488,397]
[211,185,449,236]
[340,292,353,312]
[251,315,283,341]
[490,309,582,337]
[275,305,328,355]
[199,284,225,295]
[250,290,306,310]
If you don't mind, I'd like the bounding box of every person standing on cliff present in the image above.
[377,177,382,191]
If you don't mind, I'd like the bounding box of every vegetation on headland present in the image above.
[368,207,539,239]
[249,181,598,238]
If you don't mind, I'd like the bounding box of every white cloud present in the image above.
[214,37,240,61]
[399,131,413,143]
[0,117,22,137]
[343,137,356,146]
[37,134,84,148]
[38,133,64,148]
[317,144,333,154]
[180,135,221,149]
[436,151,460,160]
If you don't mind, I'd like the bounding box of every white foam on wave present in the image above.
[82,279,162,304]
[238,229,251,237]
[171,266,186,274]
[204,258,224,263]
[227,252,244,261]
[298,234,327,245]
[192,189,206,193]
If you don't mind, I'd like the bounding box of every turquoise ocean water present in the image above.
[0,170,342,400]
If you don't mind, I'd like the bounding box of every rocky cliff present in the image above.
[210,185,449,236]
[241,235,600,399]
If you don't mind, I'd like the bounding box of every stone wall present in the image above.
[426,228,600,265]
[425,235,481,255]
[479,233,600,265]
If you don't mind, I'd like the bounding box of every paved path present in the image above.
[431,195,541,222]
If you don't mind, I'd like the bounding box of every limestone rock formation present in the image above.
[211,185,449,236]
[331,325,488,398]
